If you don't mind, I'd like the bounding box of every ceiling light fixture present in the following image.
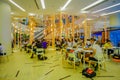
[87,18,93,20]
[12,23,15,26]
[9,0,25,12]
[40,0,45,9]
[101,10,120,16]
[28,13,36,16]
[93,3,120,13]
[61,0,72,11]
[11,12,14,14]
[81,0,105,11]
[80,10,89,13]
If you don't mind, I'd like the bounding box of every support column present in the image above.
[29,16,35,44]
[72,15,75,40]
[65,14,68,40]
[0,1,11,54]
[103,16,107,42]
[83,15,91,44]
[84,20,91,43]
[51,15,55,48]
[19,26,22,48]
[59,13,63,41]
[83,20,87,43]
[13,26,17,48]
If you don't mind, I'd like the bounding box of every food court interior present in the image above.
[0,0,120,80]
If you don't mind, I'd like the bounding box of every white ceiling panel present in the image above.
[1,0,120,18]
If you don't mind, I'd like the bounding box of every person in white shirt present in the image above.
[73,40,77,48]
[92,41,103,60]
[83,38,103,71]
[83,39,98,62]
[56,39,61,51]
[67,39,73,48]
[85,39,91,48]
[90,40,103,71]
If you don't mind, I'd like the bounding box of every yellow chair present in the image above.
[67,52,81,69]
[62,49,81,69]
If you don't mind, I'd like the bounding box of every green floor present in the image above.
[0,47,120,80]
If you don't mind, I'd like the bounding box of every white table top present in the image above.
[102,47,120,49]
[82,50,93,53]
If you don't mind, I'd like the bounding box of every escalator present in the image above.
[34,31,44,39]
[34,27,44,39]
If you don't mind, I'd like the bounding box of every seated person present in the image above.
[73,39,77,48]
[82,38,94,54]
[92,41,103,70]
[0,43,6,55]
[84,40,103,71]
[91,41,103,61]
[83,39,96,62]
[85,39,91,48]
[23,40,28,51]
[118,41,120,47]
[104,39,114,58]
[26,43,32,53]
[35,40,43,60]
[30,41,37,58]
[55,39,61,50]
[36,40,42,48]
[67,39,73,48]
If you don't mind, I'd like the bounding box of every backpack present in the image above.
[82,68,96,79]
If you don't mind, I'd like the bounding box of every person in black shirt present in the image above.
[118,41,120,47]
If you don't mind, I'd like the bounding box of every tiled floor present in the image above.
[0,47,120,80]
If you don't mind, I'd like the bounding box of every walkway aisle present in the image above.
[0,47,120,80]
